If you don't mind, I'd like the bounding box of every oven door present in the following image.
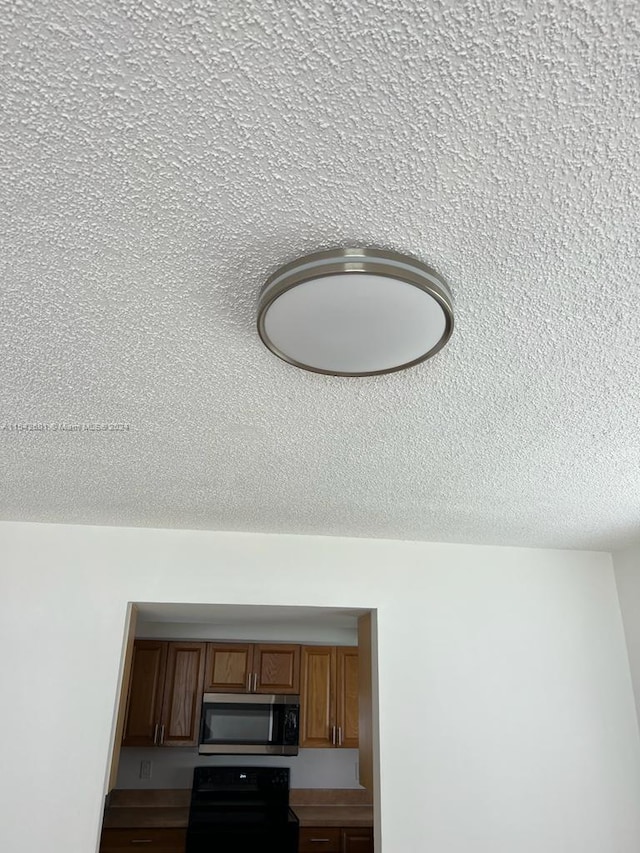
[199,694,299,755]
[187,820,298,853]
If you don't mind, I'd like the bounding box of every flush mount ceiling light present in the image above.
[257,248,454,376]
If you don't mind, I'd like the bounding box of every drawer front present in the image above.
[100,828,186,852]
[299,827,341,853]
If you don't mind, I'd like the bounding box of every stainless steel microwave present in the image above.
[199,693,300,756]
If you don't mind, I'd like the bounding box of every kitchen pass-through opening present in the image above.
[101,602,380,853]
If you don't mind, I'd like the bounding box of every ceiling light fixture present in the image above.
[257,248,454,376]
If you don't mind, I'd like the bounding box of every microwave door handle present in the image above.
[268,705,274,743]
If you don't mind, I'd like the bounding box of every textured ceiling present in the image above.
[1,0,639,550]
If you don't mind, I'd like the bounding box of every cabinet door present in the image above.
[204,643,253,692]
[253,644,300,694]
[123,641,167,747]
[300,646,336,747]
[160,642,206,746]
[341,827,373,853]
[336,647,359,748]
[299,827,341,852]
[100,828,186,852]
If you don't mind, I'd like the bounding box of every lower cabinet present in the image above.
[299,828,342,852]
[299,827,373,853]
[100,828,186,852]
[101,825,371,853]
[342,827,374,853]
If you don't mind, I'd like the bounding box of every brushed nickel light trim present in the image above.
[257,248,454,377]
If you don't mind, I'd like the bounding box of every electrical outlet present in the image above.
[139,760,152,780]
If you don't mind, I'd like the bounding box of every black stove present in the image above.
[186,766,299,853]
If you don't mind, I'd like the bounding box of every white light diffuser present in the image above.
[257,248,454,376]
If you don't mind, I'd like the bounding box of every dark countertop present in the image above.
[103,789,373,830]
[103,804,373,830]
[293,805,373,827]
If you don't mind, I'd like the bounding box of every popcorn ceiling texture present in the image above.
[0,0,638,549]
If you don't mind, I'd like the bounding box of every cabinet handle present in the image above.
[159,724,165,744]
[330,725,336,745]
[246,672,251,692]
[309,839,331,843]
[130,840,153,844]
[338,726,343,746]
[153,724,159,745]
[253,672,258,692]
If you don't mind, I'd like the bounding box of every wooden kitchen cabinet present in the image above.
[254,643,300,693]
[300,646,335,747]
[341,827,374,853]
[204,642,300,694]
[100,828,186,852]
[160,642,207,745]
[123,641,205,747]
[122,640,167,747]
[204,643,253,692]
[300,646,358,748]
[299,827,373,853]
[299,827,342,852]
[336,647,359,748]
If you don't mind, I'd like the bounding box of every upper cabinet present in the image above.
[254,644,300,693]
[300,646,335,748]
[123,641,206,748]
[300,646,359,748]
[204,643,253,692]
[336,647,359,748]
[204,643,300,694]
[122,640,167,747]
[123,639,364,751]
[161,643,207,746]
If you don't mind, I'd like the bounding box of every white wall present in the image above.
[613,545,640,726]
[117,747,360,789]
[1,521,640,853]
